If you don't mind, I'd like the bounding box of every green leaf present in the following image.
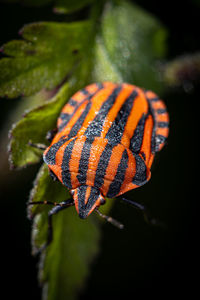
[29,164,69,250]
[93,0,167,93]
[8,18,95,169]
[41,209,101,300]
[29,163,114,300]
[8,82,71,168]
[54,0,95,14]
[92,36,123,83]
[0,21,92,98]
[8,41,94,168]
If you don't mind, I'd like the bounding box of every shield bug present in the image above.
[29,82,169,244]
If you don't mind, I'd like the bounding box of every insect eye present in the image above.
[70,189,75,196]
[100,198,106,205]
[49,169,59,182]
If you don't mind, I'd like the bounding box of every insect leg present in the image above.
[95,208,124,229]
[47,199,74,246]
[28,198,74,250]
[27,200,62,219]
[28,200,61,206]
[120,197,162,226]
[28,140,47,150]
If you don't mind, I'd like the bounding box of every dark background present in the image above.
[0,0,199,299]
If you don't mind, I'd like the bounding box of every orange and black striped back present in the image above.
[43,82,169,218]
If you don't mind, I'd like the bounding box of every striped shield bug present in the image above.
[29,82,169,245]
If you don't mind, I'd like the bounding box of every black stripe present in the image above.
[58,113,71,131]
[77,185,87,211]
[77,137,95,185]
[157,108,167,114]
[58,84,104,132]
[81,88,90,95]
[61,138,76,189]
[157,121,168,128]
[58,101,91,133]
[68,99,77,106]
[86,187,100,209]
[105,89,138,145]
[129,113,147,154]
[84,86,122,138]
[132,154,147,186]
[83,83,103,99]
[58,119,71,132]
[145,95,158,154]
[67,101,92,139]
[59,113,70,120]
[146,101,157,154]
[43,137,68,165]
[107,149,129,198]
[149,96,159,102]
[78,186,100,219]
[155,135,166,151]
[94,143,114,189]
[58,98,80,131]
[141,151,146,161]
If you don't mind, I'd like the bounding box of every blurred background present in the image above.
[0,0,199,299]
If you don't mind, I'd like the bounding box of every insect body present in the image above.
[43,82,169,220]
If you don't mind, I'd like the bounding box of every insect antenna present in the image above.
[95,208,124,229]
[120,197,166,228]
